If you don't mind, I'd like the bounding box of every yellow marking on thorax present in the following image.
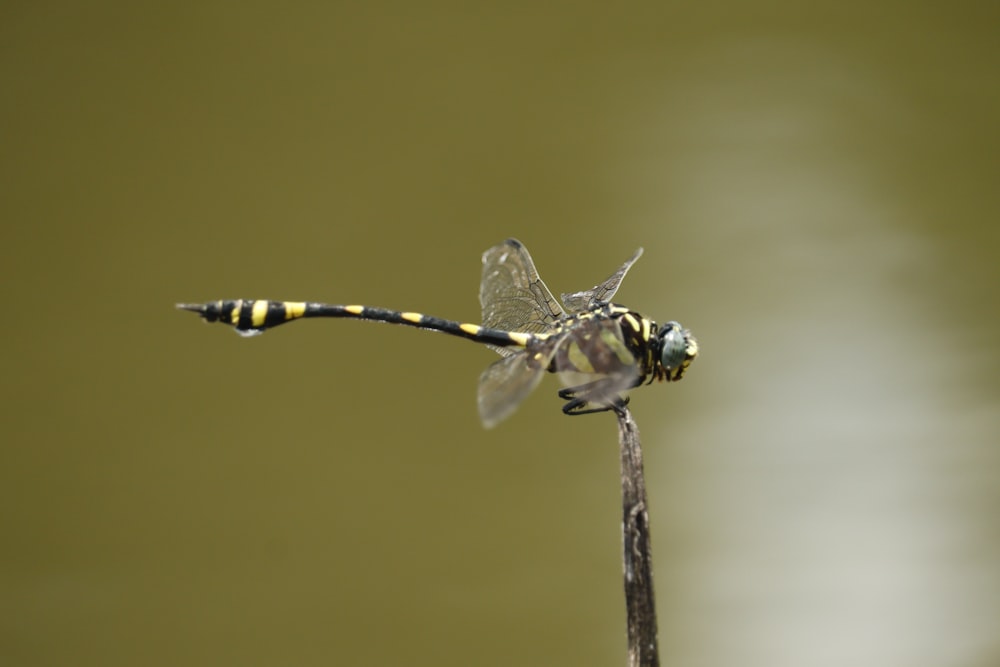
[251,300,271,327]
[401,312,424,323]
[345,305,365,315]
[460,323,482,336]
[622,312,641,333]
[601,329,637,365]
[640,317,651,342]
[567,341,595,373]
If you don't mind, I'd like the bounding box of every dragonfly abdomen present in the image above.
[176,299,538,350]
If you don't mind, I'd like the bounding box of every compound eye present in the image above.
[658,321,698,381]
[659,322,688,371]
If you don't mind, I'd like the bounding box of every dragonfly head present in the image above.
[657,321,698,381]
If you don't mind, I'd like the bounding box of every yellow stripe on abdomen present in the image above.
[284,302,307,320]
[251,300,271,327]
[505,332,532,347]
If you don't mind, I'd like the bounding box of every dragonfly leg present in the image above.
[559,380,630,416]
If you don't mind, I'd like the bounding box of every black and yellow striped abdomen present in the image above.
[176,299,541,350]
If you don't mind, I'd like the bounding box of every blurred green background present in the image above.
[2,2,998,666]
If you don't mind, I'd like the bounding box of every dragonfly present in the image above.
[178,238,697,427]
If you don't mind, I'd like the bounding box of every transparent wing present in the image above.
[477,344,558,428]
[480,239,564,340]
[560,247,643,313]
[552,317,643,408]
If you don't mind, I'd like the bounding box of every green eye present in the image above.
[659,322,697,381]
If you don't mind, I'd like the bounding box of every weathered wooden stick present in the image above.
[616,406,659,667]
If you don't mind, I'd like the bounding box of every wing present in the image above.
[560,247,643,313]
[480,238,564,356]
[477,344,558,428]
[551,317,643,409]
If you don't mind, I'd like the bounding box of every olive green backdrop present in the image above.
[2,2,998,666]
